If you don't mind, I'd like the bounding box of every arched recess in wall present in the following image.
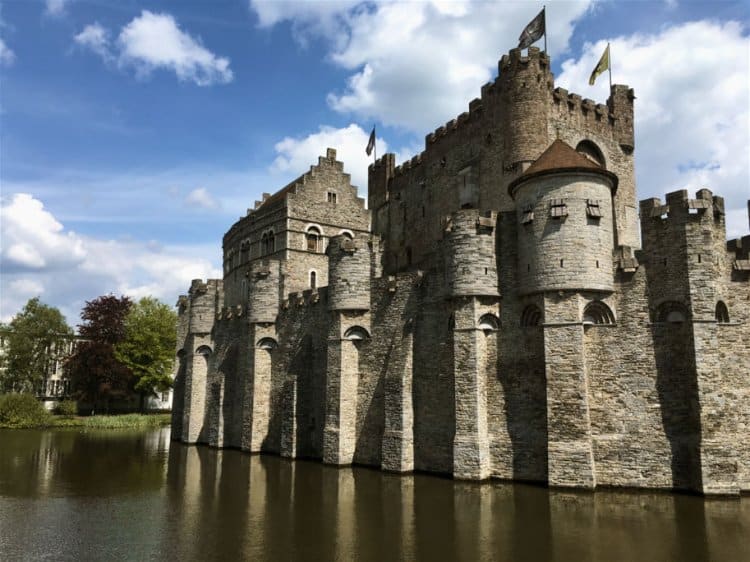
[478,313,500,334]
[521,304,543,327]
[582,301,615,325]
[195,345,212,357]
[576,140,606,168]
[344,326,370,341]
[339,229,354,239]
[309,270,317,289]
[715,301,730,323]
[257,337,278,350]
[654,301,690,324]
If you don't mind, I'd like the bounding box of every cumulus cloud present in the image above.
[0,37,15,66]
[45,0,71,18]
[74,23,112,61]
[271,123,388,189]
[1,193,87,272]
[250,1,593,132]
[74,11,232,86]
[0,194,221,324]
[185,187,220,210]
[556,20,749,238]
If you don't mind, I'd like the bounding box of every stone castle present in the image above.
[171,47,750,495]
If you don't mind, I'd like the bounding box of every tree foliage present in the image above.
[66,295,133,409]
[0,297,73,394]
[115,297,178,398]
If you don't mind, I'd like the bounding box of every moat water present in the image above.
[0,428,748,561]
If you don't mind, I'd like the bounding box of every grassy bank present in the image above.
[50,413,172,429]
[0,394,172,429]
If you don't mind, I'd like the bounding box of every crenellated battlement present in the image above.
[498,46,551,76]
[640,188,726,225]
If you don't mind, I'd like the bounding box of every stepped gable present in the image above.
[256,179,298,211]
[508,139,618,197]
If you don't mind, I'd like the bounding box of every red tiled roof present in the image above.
[508,139,617,197]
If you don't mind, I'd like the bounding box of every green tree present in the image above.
[66,295,133,412]
[0,298,73,394]
[115,297,177,411]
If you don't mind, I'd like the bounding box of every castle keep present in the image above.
[171,47,750,495]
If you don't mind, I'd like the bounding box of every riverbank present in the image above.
[0,413,172,430]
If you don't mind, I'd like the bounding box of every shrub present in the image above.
[54,400,78,416]
[0,393,51,428]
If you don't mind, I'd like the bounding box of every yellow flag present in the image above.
[588,44,610,86]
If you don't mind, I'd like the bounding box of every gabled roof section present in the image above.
[524,139,603,176]
[508,139,618,198]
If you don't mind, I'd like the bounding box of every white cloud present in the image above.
[556,20,749,239]
[1,193,87,271]
[0,37,15,66]
[250,1,593,132]
[118,11,233,86]
[0,194,221,325]
[271,123,388,189]
[74,11,232,86]
[74,23,112,61]
[45,0,71,18]
[185,187,220,210]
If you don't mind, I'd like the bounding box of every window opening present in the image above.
[306,227,321,252]
[549,198,568,218]
[586,199,602,219]
[521,204,534,224]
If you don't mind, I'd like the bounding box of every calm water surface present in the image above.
[0,428,748,561]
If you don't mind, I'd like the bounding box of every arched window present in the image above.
[654,301,689,323]
[344,326,370,340]
[478,313,500,333]
[261,233,269,255]
[582,301,615,325]
[521,304,542,327]
[339,230,354,239]
[715,301,730,323]
[310,270,317,289]
[576,140,605,167]
[306,227,321,252]
[267,231,275,254]
[257,338,278,350]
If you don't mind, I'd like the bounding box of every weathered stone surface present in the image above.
[172,47,749,496]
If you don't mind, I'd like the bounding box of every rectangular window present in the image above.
[521,204,534,224]
[586,199,602,218]
[549,198,568,218]
[327,192,337,204]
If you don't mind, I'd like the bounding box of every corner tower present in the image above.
[509,139,618,489]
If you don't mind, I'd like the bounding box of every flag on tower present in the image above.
[366,126,376,157]
[589,44,611,86]
[518,8,546,50]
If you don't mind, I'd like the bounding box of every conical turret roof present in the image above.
[508,139,618,198]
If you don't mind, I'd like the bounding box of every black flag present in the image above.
[518,8,545,50]
[366,126,376,156]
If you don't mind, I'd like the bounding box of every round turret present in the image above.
[247,260,280,323]
[498,47,554,168]
[444,209,499,298]
[327,235,371,311]
[509,139,617,295]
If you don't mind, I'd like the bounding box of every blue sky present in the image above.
[1,0,748,325]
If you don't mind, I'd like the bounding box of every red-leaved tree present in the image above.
[66,295,133,413]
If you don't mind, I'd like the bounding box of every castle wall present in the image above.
[172,47,749,496]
